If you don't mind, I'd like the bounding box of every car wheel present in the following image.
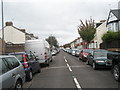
[37,66,41,73]
[15,80,22,89]
[46,60,50,66]
[93,62,97,70]
[86,60,89,65]
[113,65,120,82]
[50,57,53,62]
[47,63,49,66]
[27,70,33,81]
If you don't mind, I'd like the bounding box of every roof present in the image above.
[110,9,120,20]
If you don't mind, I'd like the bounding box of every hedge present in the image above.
[102,31,120,42]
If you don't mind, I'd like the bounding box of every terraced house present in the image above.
[0,22,38,54]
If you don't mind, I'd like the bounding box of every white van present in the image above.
[25,39,52,66]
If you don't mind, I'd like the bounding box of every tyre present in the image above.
[37,66,41,73]
[27,70,33,81]
[86,60,89,65]
[47,63,49,66]
[93,62,97,70]
[113,65,120,82]
[50,57,53,62]
[15,80,22,90]
[46,60,50,66]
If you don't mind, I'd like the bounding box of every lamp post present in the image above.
[1,0,4,55]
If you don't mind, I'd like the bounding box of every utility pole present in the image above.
[1,0,4,55]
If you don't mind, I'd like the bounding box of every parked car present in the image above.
[25,39,52,66]
[9,52,41,81]
[0,55,26,89]
[87,49,112,70]
[79,49,93,62]
[75,49,81,57]
[71,49,78,56]
[107,51,120,82]
[51,49,58,56]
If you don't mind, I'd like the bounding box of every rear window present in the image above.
[27,54,35,60]
[5,57,20,69]
[0,58,10,75]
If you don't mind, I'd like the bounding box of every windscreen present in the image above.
[94,50,108,57]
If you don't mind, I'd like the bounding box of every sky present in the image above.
[0,0,119,45]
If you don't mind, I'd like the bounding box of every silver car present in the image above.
[0,55,26,89]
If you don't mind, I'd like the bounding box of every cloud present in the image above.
[0,0,119,45]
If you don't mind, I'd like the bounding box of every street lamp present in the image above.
[1,0,4,55]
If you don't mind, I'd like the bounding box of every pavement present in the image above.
[23,50,120,89]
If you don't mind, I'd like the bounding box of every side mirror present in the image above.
[89,53,93,58]
[35,56,39,60]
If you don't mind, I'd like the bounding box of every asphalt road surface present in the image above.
[23,50,120,89]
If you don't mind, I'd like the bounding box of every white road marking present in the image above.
[66,63,72,72]
[64,56,82,90]
[65,59,67,62]
[73,76,82,89]
[64,56,68,62]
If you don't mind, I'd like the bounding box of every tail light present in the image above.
[22,54,28,68]
[44,52,47,59]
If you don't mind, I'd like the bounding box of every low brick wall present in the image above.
[0,39,5,54]
[5,44,25,53]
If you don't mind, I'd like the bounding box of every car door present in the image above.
[88,53,94,65]
[1,58,15,88]
[3,57,20,88]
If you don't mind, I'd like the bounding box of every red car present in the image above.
[79,49,93,62]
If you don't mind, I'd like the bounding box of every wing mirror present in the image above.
[35,56,39,60]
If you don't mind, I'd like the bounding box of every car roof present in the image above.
[0,55,16,58]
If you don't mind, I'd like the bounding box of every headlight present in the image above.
[96,60,105,63]
[83,55,87,57]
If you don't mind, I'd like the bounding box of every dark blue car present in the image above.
[87,49,112,70]
[9,52,41,81]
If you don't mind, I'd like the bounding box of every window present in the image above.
[5,57,20,69]
[0,58,10,75]
[15,55,23,62]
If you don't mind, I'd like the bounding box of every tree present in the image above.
[46,35,59,48]
[77,18,96,48]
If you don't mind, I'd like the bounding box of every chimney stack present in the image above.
[6,22,13,26]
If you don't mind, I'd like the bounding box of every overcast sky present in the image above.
[0,0,119,45]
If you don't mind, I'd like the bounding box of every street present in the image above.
[23,50,120,89]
